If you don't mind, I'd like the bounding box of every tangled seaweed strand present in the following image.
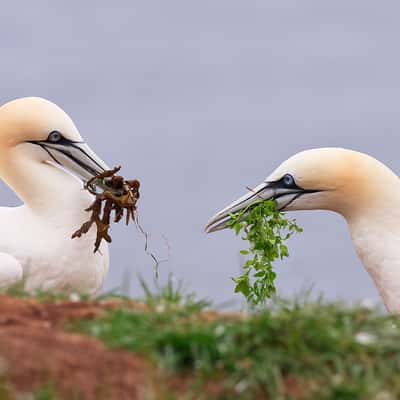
[72,166,140,252]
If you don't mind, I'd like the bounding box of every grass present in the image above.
[70,280,400,400]
[3,278,400,399]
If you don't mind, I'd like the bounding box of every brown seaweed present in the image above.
[72,167,140,252]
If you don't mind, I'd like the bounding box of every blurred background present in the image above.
[1,1,399,307]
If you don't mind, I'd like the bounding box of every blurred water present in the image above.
[1,1,399,306]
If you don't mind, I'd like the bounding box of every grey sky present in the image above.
[1,1,399,306]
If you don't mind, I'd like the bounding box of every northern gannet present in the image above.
[0,97,111,293]
[206,148,400,313]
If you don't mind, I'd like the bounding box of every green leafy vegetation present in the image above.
[71,281,400,400]
[228,199,302,305]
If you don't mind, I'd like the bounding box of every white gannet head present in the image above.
[0,97,110,183]
[205,147,400,232]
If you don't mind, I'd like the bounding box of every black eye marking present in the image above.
[47,131,63,143]
[27,132,84,147]
[266,174,321,197]
[283,174,295,187]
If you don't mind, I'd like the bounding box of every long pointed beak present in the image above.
[37,140,110,181]
[205,180,311,233]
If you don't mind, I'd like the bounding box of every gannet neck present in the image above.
[0,144,92,216]
[292,149,400,313]
[348,209,400,313]
[324,152,400,311]
[304,150,400,313]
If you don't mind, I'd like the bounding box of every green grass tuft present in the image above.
[139,274,211,314]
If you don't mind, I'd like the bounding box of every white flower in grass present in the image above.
[354,331,376,345]
[155,302,166,313]
[235,380,248,393]
[215,325,225,336]
[69,292,81,302]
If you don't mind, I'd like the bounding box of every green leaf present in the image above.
[280,244,289,258]
[228,199,302,305]
[233,275,250,297]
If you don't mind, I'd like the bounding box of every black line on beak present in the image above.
[29,138,106,178]
[67,142,106,173]
[277,193,302,210]
[51,147,101,176]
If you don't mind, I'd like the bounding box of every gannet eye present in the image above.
[283,174,295,187]
[48,131,63,143]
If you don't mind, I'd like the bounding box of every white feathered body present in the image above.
[0,197,109,293]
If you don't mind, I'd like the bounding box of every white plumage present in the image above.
[0,97,110,293]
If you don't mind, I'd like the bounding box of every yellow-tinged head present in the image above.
[206,147,400,232]
[0,97,109,181]
[0,97,82,146]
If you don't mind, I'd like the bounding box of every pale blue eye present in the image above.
[283,174,295,186]
[48,131,62,143]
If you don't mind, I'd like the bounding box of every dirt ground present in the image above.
[0,295,155,400]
